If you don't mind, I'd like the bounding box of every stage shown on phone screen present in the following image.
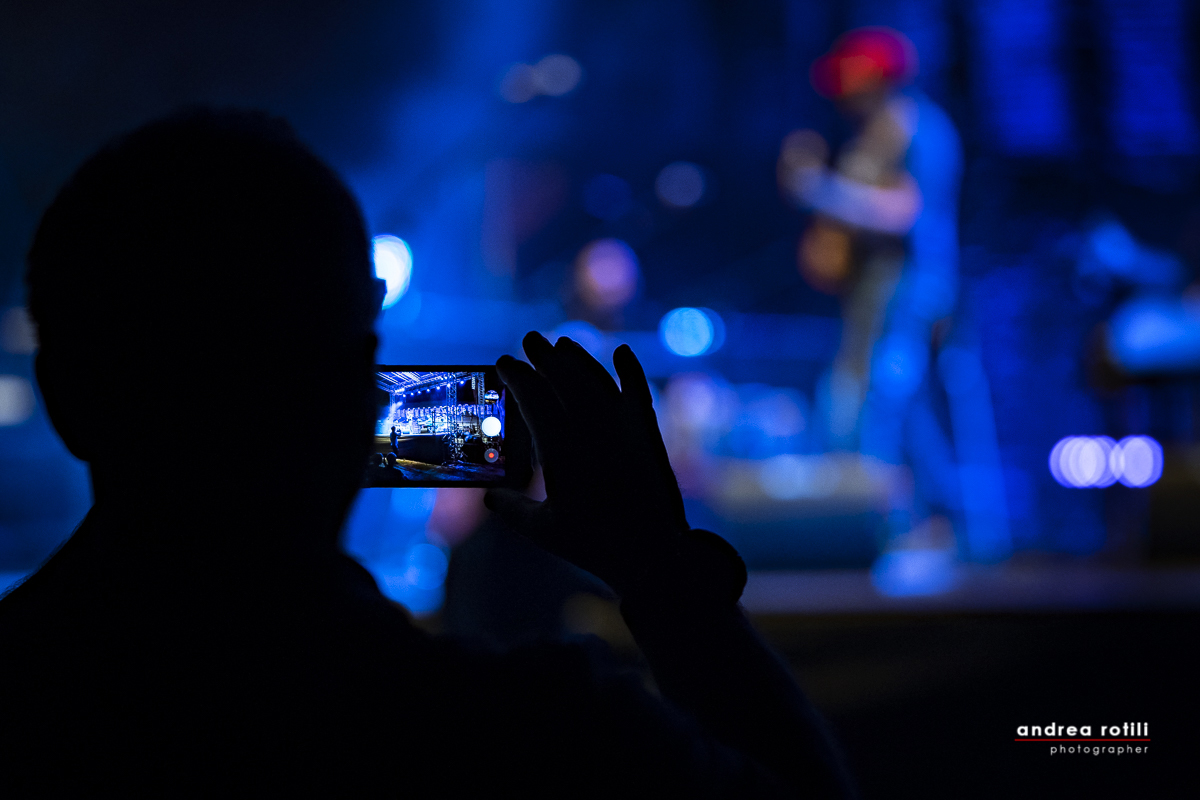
[365,369,507,486]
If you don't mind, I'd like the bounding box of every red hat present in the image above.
[810,27,918,98]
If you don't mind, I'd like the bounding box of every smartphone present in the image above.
[365,365,532,489]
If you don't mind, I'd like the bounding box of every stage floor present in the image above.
[365,458,504,486]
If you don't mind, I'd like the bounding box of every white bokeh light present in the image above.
[1049,435,1162,488]
[500,54,583,102]
[372,235,413,308]
[534,54,583,96]
[1111,435,1163,488]
[0,375,35,426]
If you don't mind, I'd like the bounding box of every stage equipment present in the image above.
[372,365,531,488]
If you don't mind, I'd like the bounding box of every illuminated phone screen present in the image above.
[365,366,529,488]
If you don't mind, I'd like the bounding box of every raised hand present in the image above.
[484,332,689,597]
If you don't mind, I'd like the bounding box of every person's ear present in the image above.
[34,347,95,463]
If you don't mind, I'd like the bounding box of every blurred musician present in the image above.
[780,27,963,537]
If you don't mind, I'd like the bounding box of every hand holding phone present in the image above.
[484,332,690,598]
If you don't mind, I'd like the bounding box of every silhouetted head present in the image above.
[27,109,382,530]
[810,27,917,119]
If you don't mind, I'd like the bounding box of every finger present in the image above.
[554,337,621,407]
[525,333,621,459]
[522,331,568,385]
[524,333,616,419]
[613,343,654,409]
[613,344,688,529]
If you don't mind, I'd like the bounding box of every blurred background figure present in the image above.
[779,27,1008,564]
[1077,213,1200,377]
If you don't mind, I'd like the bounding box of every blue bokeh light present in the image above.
[375,542,449,616]
[655,161,706,208]
[660,307,723,357]
[871,549,957,597]
[1089,220,1138,269]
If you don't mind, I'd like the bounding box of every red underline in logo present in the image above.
[1014,738,1151,742]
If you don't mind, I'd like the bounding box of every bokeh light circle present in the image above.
[499,54,583,102]
[535,54,583,96]
[576,238,639,311]
[655,162,706,208]
[660,307,722,357]
[372,235,413,308]
[1112,435,1163,488]
[1049,435,1162,488]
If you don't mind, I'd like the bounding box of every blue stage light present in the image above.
[660,307,723,357]
[372,235,413,308]
[1089,220,1137,269]
[406,543,449,591]
[758,454,837,500]
[655,161,706,208]
[390,487,437,520]
[871,549,957,597]
[373,542,448,616]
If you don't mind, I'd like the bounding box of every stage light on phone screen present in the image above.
[481,416,502,437]
[372,235,413,308]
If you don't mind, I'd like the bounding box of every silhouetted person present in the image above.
[0,110,853,797]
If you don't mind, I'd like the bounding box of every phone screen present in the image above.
[365,366,531,488]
